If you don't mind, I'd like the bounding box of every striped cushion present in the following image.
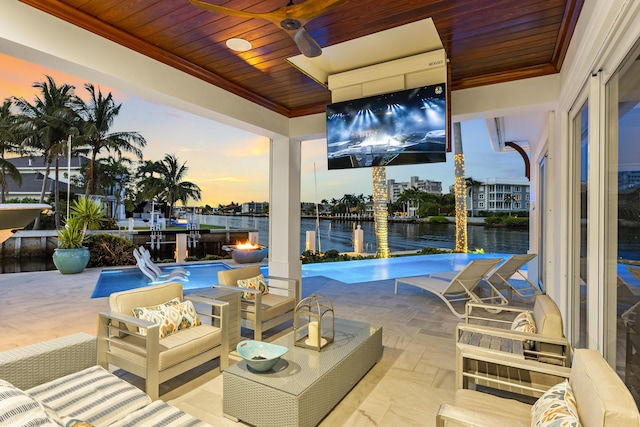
[0,379,63,426]
[109,400,212,427]
[26,366,151,427]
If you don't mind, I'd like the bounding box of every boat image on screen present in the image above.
[326,83,447,169]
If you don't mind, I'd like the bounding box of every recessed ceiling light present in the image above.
[226,38,252,52]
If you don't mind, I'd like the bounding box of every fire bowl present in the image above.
[223,244,268,264]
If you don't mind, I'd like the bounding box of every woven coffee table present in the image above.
[223,317,382,427]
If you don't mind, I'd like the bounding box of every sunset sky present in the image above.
[0,52,527,207]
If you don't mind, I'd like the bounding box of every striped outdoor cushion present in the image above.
[109,400,213,427]
[0,379,63,426]
[26,365,151,426]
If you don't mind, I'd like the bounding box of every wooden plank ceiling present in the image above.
[20,0,584,118]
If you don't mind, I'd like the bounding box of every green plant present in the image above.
[429,216,449,224]
[56,196,106,248]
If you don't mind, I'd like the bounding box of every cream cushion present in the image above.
[454,389,530,427]
[217,265,262,286]
[242,294,296,322]
[109,324,222,370]
[532,294,565,363]
[570,348,640,426]
[532,295,563,337]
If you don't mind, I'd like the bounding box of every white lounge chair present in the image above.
[133,248,188,284]
[394,258,506,318]
[483,253,540,300]
[619,266,640,319]
[138,246,189,277]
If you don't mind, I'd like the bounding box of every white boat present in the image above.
[0,203,51,243]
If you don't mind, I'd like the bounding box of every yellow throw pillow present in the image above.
[133,299,200,338]
[237,274,269,300]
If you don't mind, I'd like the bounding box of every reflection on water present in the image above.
[2,215,531,273]
[200,215,530,254]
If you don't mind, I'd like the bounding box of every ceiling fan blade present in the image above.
[189,0,284,23]
[284,0,349,20]
[292,27,323,58]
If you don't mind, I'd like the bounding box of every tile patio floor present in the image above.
[1,265,496,426]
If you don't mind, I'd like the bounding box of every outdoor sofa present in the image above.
[0,333,212,426]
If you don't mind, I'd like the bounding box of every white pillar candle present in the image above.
[308,321,319,344]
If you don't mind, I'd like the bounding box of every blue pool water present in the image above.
[92,253,513,298]
[92,263,267,298]
[92,254,640,299]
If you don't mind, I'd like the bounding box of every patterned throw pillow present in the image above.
[511,311,537,350]
[0,379,63,426]
[531,381,581,427]
[237,274,269,300]
[132,298,201,338]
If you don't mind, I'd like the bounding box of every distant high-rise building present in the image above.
[387,176,442,203]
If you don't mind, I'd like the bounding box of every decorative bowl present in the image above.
[236,340,288,372]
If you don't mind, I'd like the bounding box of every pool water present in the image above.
[92,253,512,298]
[92,263,267,298]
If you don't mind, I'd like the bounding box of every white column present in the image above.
[269,135,302,285]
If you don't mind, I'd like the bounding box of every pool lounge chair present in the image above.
[619,266,640,319]
[133,248,188,284]
[138,246,189,277]
[394,258,506,318]
[484,253,540,301]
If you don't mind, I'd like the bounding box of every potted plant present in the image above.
[53,196,106,274]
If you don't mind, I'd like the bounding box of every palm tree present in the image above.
[398,186,422,217]
[453,122,468,252]
[139,154,202,219]
[97,155,133,219]
[75,84,146,196]
[465,177,482,217]
[12,76,79,229]
[0,99,22,202]
[504,193,514,216]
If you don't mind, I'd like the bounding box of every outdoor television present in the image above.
[326,83,447,170]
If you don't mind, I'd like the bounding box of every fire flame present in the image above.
[236,241,260,250]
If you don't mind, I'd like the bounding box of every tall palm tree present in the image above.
[0,99,22,202]
[12,76,79,229]
[453,122,468,252]
[75,83,146,196]
[97,155,133,219]
[139,154,202,219]
[504,193,514,216]
[398,186,422,217]
[465,177,482,217]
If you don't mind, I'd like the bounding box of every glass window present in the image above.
[608,38,640,406]
[575,99,589,349]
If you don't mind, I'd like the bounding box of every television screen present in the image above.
[326,83,447,169]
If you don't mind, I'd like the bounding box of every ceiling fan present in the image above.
[189,0,348,58]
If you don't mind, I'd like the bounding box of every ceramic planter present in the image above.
[53,247,90,274]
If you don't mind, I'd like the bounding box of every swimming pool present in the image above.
[92,253,511,298]
[92,263,266,298]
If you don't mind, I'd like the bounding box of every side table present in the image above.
[191,287,242,348]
